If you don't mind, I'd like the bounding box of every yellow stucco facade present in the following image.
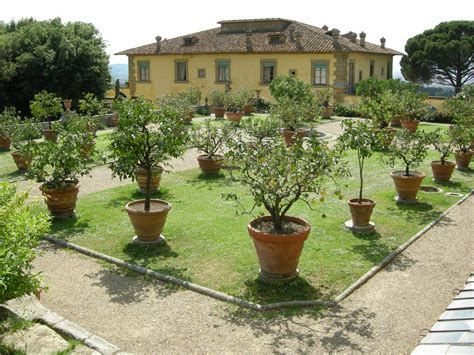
[127,52,395,102]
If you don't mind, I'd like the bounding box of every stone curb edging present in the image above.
[43,190,472,312]
[3,295,121,354]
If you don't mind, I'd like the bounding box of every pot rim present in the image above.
[225,111,244,115]
[135,165,164,173]
[390,170,425,178]
[431,160,456,166]
[455,150,473,155]
[40,182,79,192]
[197,154,224,161]
[348,198,376,205]
[125,199,171,214]
[247,215,311,240]
[400,119,420,123]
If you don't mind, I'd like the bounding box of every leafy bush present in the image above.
[8,117,41,154]
[315,88,333,108]
[0,182,50,303]
[209,90,226,108]
[188,119,234,159]
[253,97,272,113]
[78,93,107,116]
[0,107,17,138]
[224,90,247,113]
[333,104,360,117]
[29,91,63,128]
[269,75,314,104]
[358,91,399,128]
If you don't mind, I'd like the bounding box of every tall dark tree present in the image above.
[401,21,473,93]
[0,18,110,114]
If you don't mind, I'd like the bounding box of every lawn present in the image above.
[47,149,473,304]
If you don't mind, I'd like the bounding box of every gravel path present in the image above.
[33,195,474,353]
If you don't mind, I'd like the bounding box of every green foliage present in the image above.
[384,129,432,176]
[188,118,234,159]
[337,120,381,201]
[356,78,421,98]
[430,128,456,164]
[78,92,107,116]
[209,90,226,108]
[224,90,247,113]
[333,104,360,117]
[29,91,63,127]
[400,21,474,92]
[109,97,188,210]
[398,91,428,120]
[444,85,474,152]
[315,88,333,108]
[0,107,17,137]
[27,115,94,189]
[0,18,111,115]
[181,87,201,106]
[269,75,314,104]
[157,92,195,123]
[225,135,347,231]
[358,91,399,128]
[239,116,280,143]
[8,117,41,153]
[0,182,50,303]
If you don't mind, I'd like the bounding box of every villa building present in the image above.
[117,18,402,102]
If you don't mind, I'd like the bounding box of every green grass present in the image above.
[47,150,473,304]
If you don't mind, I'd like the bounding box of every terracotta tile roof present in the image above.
[116,19,403,56]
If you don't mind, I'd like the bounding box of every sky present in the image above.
[2,0,473,79]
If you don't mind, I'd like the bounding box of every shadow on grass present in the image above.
[433,179,468,190]
[106,187,173,208]
[456,167,474,177]
[185,173,231,190]
[387,202,440,225]
[49,218,91,240]
[216,302,375,352]
[84,267,178,305]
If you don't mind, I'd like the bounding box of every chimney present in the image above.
[294,32,302,49]
[155,35,162,52]
[380,37,386,49]
[359,31,366,47]
[322,25,328,31]
[246,30,253,52]
[331,28,340,42]
[289,25,295,42]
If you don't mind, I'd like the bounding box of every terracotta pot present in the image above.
[0,136,11,150]
[281,128,306,146]
[11,151,31,171]
[454,150,472,169]
[348,198,376,226]
[390,118,401,127]
[243,104,254,115]
[226,111,244,123]
[248,216,310,281]
[197,154,223,175]
[43,129,57,141]
[125,199,171,243]
[213,107,225,119]
[322,106,334,119]
[40,183,79,218]
[135,166,163,193]
[431,161,456,182]
[400,119,420,133]
[390,171,425,202]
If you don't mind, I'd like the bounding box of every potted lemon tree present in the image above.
[384,129,431,203]
[27,116,94,218]
[8,117,41,172]
[225,135,347,281]
[315,88,334,119]
[209,90,226,118]
[399,91,427,132]
[108,97,188,244]
[429,128,457,182]
[337,119,381,232]
[224,90,246,123]
[0,107,16,150]
[30,91,63,141]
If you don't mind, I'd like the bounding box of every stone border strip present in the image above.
[3,295,121,354]
[44,190,472,312]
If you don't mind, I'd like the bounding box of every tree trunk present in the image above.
[144,164,151,212]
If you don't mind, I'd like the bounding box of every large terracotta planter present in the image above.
[248,216,310,281]
[243,104,254,115]
[454,150,472,169]
[226,111,244,123]
[125,199,171,244]
[42,129,57,141]
[431,161,456,182]
[281,128,306,146]
[135,166,163,193]
[347,198,376,227]
[390,118,401,127]
[213,107,225,119]
[322,106,334,119]
[400,119,420,133]
[390,171,425,203]
[40,183,79,218]
[11,151,31,171]
[197,154,223,175]
[0,136,11,150]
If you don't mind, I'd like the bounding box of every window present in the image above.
[289,69,297,76]
[312,61,329,86]
[175,60,188,82]
[198,69,206,78]
[381,67,384,76]
[369,60,375,77]
[137,61,150,82]
[387,60,392,79]
[359,70,363,81]
[261,60,277,84]
[215,60,230,83]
